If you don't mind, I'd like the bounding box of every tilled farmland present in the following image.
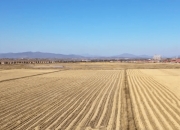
[127,69,180,130]
[0,69,180,130]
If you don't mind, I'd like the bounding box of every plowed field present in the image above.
[0,70,127,130]
[127,69,180,130]
[0,69,180,130]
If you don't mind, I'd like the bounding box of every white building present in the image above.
[153,55,162,61]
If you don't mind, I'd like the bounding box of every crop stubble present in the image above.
[0,70,125,130]
[127,69,180,130]
[0,69,180,130]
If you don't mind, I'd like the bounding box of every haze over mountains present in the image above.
[0,52,154,59]
[0,52,83,59]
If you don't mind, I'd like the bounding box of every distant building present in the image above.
[153,55,162,61]
[176,59,180,63]
[0,61,4,64]
[171,58,180,63]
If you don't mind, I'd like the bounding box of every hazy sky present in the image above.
[0,0,180,56]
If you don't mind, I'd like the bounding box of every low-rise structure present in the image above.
[153,55,162,62]
[171,58,180,63]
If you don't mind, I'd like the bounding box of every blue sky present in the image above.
[0,0,180,56]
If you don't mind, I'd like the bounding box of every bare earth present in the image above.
[0,63,180,130]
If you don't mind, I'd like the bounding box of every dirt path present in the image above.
[121,70,137,130]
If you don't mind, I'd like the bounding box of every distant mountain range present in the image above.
[112,53,152,59]
[0,52,83,59]
[0,52,152,59]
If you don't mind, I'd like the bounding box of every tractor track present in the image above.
[0,69,66,83]
[122,69,137,130]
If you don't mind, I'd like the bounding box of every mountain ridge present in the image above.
[0,52,153,59]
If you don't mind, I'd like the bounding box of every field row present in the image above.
[0,69,58,82]
[0,70,125,130]
[128,70,180,130]
[1,69,180,130]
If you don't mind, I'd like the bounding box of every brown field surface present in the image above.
[0,69,59,82]
[0,70,126,130]
[1,62,180,70]
[128,69,180,130]
[0,67,180,130]
[140,69,180,98]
